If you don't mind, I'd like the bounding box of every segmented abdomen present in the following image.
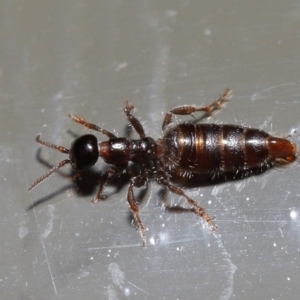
[162,123,272,175]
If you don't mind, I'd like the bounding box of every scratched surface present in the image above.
[1,0,300,299]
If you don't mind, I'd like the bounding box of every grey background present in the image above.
[1,1,300,299]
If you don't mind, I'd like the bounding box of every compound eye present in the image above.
[70,134,98,170]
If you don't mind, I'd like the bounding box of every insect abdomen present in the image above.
[162,123,296,176]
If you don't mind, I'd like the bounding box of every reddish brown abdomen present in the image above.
[161,123,296,176]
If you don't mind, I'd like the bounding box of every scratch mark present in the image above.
[28,199,58,295]
[51,90,89,101]
[25,168,58,297]
[41,238,58,295]
[279,227,284,238]
[88,243,140,251]
[251,82,296,101]
[214,234,237,300]
[42,204,55,239]
[127,281,154,296]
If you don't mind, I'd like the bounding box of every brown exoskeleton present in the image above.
[28,89,297,246]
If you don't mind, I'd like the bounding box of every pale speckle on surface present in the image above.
[18,222,29,239]
[108,263,125,287]
[165,9,177,18]
[203,28,212,36]
[290,209,298,220]
[115,62,127,72]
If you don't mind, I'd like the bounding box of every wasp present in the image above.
[28,89,297,246]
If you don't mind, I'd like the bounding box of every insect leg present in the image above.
[68,114,117,139]
[127,176,148,246]
[157,176,216,231]
[91,168,116,203]
[124,101,146,139]
[162,88,232,130]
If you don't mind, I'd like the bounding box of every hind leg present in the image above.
[156,174,216,231]
[162,88,232,130]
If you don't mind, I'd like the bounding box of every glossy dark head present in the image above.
[69,134,99,170]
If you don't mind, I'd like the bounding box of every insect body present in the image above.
[28,89,297,246]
